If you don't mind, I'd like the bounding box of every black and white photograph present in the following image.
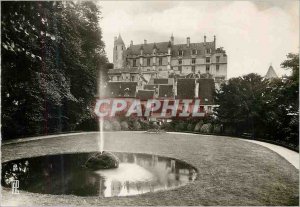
[1,0,299,206]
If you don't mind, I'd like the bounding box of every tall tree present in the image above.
[1,1,107,139]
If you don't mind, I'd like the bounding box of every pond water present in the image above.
[2,152,197,197]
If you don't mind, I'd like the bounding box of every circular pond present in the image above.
[1,152,197,197]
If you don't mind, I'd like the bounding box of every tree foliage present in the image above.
[1,1,108,139]
[215,54,299,146]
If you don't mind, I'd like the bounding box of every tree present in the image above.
[1,1,108,139]
[214,73,267,136]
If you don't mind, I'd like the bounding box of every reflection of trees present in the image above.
[1,152,197,197]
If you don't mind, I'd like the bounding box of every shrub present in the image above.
[187,123,194,131]
[200,123,212,133]
[139,119,151,130]
[213,124,221,134]
[175,122,187,131]
[111,120,121,131]
[103,120,112,131]
[120,121,129,130]
[194,121,204,132]
[161,122,173,131]
[132,121,142,130]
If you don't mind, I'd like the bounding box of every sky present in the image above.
[98,0,299,78]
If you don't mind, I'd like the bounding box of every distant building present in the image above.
[265,64,278,79]
[106,34,228,116]
[109,34,227,87]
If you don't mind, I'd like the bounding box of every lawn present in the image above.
[1,132,299,206]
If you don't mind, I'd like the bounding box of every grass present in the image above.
[1,132,299,206]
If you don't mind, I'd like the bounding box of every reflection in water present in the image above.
[1,152,197,197]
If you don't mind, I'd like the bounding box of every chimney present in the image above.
[130,40,133,46]
[187,37,190,47]
[204,35,206,44]
[144,39,147,44]
[170,34,174,45]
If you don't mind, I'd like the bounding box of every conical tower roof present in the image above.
[265,65,278,79]
[116,34,124,45]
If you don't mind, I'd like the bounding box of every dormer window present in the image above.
[133,59,136,67]
[216,56,220,63]
[159,57,163,66]
[178,50,183,56]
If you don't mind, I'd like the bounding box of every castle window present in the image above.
[159,57,162,66]
[216,64,219,72]
[192,49,196,55]
[206,48,211,54]
[206,65,210,73]
[192,66,195,73]
[192,58,196,64]
[133,59,136,67]
[178,66,182,73]
[206,57,210,63]
[147,58,151,66]
[178,50,183,56]
[178,59,182,65]
[216,56,220,63]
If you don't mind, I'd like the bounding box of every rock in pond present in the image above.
[85,151,119,170]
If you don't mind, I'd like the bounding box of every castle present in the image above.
[109,34,227,87]
[106,34,228,115]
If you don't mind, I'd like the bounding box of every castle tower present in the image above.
[265,64,278,79]
[113,34,125,69]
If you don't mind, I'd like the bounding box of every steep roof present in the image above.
[136,90,155,100]
[116,34,124,45]
[176,78,196,99]
[158,85,174,98]
[198,78,215,105]
[126,42,170,56]
[265,65,278,79]
[106,82,137,98]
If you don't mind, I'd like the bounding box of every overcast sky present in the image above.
[98,0,299,78]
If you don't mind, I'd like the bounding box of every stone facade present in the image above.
[109,34,227,88]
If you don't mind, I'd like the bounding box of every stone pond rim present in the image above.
[85,151,119,170]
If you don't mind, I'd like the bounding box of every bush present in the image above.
[103,120,112,131]
[200,123,212,133]
[132,121,142,130]
[187,123,194,131]
[175,122,187,131]
[111,120,121,131]
[139,119,151,130]
[161,122,173,131]
[213,124,221,134]
[194,121,204,132]
[120,121,129,130]
[224,126,235,135]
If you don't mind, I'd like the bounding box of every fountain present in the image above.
[84,70,119,170]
